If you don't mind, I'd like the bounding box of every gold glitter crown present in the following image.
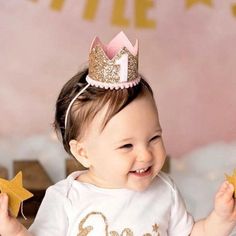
[85,31,141,89]
[65,32,141,128]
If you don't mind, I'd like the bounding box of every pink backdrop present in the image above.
[0,0,235,160]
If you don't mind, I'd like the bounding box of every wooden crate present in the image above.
[14,160,53,218]
[18,217,34,229]
[162,155,170,173]
[66,158,87,176]
[0,166,8,179]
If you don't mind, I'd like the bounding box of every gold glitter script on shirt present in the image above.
[77,211,160,236]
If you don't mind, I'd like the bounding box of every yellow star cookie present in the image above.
[225,169,236,198]
[0,171,33,217]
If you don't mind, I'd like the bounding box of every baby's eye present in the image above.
[120,144,133,149]
[150,135,161,142]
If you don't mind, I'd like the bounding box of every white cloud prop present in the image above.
[0,134,68,182]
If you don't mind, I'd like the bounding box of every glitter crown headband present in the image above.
[65,31,141,129]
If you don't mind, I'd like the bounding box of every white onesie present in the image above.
[29,170,194,236]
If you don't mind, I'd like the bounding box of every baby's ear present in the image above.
[69,140,91,168]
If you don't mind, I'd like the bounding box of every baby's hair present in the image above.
[53,67,154,157]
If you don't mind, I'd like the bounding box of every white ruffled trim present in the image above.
[86,75,141,90]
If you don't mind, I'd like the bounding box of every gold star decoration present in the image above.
[225,169,236,198]
[152,223,159,232]
[232,4,236,17]
[186,0,213,9]
[0,171,33,217]
[50,0,65,11]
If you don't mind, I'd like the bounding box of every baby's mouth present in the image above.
[129,166,152,176]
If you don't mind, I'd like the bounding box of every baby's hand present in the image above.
[214,181,236,223]
[0,193,26,236]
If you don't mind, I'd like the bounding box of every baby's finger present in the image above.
[0,193,9,217]
[216,181,234,201]
[216,181,228,195]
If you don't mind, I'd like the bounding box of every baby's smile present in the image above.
[129,165,152,177]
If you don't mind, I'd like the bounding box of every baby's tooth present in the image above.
[135,167,148,173]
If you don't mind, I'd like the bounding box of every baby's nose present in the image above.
[136,148,153,163]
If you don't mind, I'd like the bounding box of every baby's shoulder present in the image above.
[45,171,78,200]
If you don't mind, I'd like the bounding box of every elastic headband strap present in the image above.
[64,83,90,129]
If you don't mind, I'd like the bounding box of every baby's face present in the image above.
[82,91,166,192]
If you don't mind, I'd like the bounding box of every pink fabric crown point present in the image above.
[90,31,138,59]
